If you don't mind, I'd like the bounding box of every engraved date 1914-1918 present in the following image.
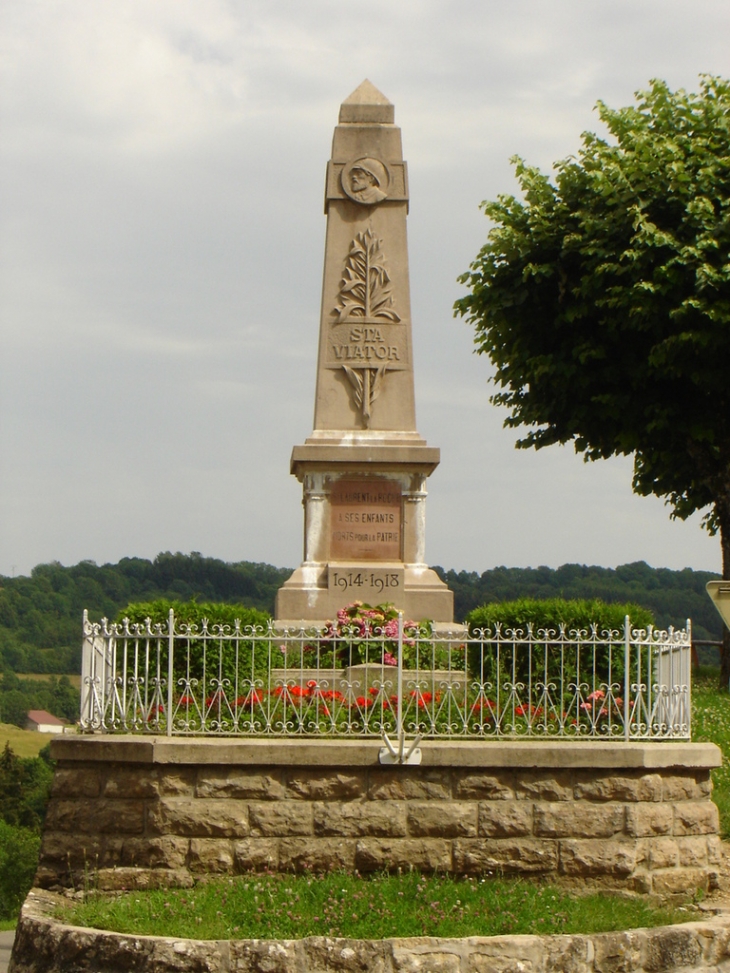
[331,571,401,595]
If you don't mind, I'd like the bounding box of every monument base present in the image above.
[275,561,454,626]
[37,736,723,897]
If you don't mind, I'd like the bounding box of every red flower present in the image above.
[178,695,194,706]
[236,690,263,707]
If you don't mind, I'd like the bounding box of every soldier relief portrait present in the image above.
[342,157,389,204]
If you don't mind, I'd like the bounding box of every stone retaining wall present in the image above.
[39,737,722,896]
[11,888,730,973]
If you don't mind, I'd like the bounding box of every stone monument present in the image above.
[275,80,453,625]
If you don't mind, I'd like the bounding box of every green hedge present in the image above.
[0,821,40,919]
[467,598,654,634]
[115,601,272,709]
[117,599,270,632]
[466,598,656,689]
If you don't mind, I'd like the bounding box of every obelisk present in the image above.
[275,81,453,625]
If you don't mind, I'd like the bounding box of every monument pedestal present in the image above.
[275,441,453,625]
[275,81,453,626]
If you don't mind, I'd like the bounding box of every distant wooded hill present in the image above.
[0,552,721,675]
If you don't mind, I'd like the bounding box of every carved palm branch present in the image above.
[342,365,389,427]
[335,228,401,324]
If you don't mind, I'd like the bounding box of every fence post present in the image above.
[80,609,91,725]
[686,618,692,735]
[624,615,630,742]
[167,608,174,738]
[396,611,404,759]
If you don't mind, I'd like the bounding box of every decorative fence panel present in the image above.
[79,611,691,741]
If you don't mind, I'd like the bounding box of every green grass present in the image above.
[0,724,56,759]
[65,871,697,942]
[15,673,81,690]
[689,666,730,838]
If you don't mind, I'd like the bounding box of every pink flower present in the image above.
[383,651,397,667]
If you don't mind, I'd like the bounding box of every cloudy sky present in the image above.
[1,0,729,580]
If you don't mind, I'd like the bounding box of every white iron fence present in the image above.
[79,611,691,742]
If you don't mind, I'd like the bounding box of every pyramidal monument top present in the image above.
[339,79,394,123]
[275,82,453,626]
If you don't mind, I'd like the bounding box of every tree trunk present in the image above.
[718,506,730,690]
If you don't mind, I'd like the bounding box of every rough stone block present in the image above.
[464,938,549,973]
[147,798,249,837]
[39,831,102,867]
[95,867,193,891]
[651,868,708,895]
[45,800,81,832]
[314,801,406,837]
[157,770,197,797]
[625,803,673,837]
[707,833,723,864]
[534,803,624,838]
[645,837,679,869]
[453,773,513,801]
[574,774,662,803]
[196,770,286,800]
[249,801,313,836]
[51,766,101,799]
[514,772,573,802]
[673,801,720,835]
[279,837,356,872]
[234,838,280,871]
[47,798,144,835]
[188,838,235,872]
[391,943,460,973]
[453,838,558,875]
[641,925,704,971]
[559,839,635,877]
[676,836,710,867]
[102,767,160,798]
[543,935,595,973]
[407,802,477,837]
[232,940,303,973]
[369,769,451,801]
[302,938,388,973]
[355,838,451,872]
[592,930,643,973]
[287,770,365,800]
[478,801,533,837]
[114,835,189,870]
[662,773,713,802]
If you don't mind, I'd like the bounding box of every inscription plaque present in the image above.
[329,564,405,600]
[330,479,402,560]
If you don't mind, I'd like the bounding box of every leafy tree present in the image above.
[455,76,730,683]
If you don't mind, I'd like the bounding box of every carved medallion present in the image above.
[341,157,390,205]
